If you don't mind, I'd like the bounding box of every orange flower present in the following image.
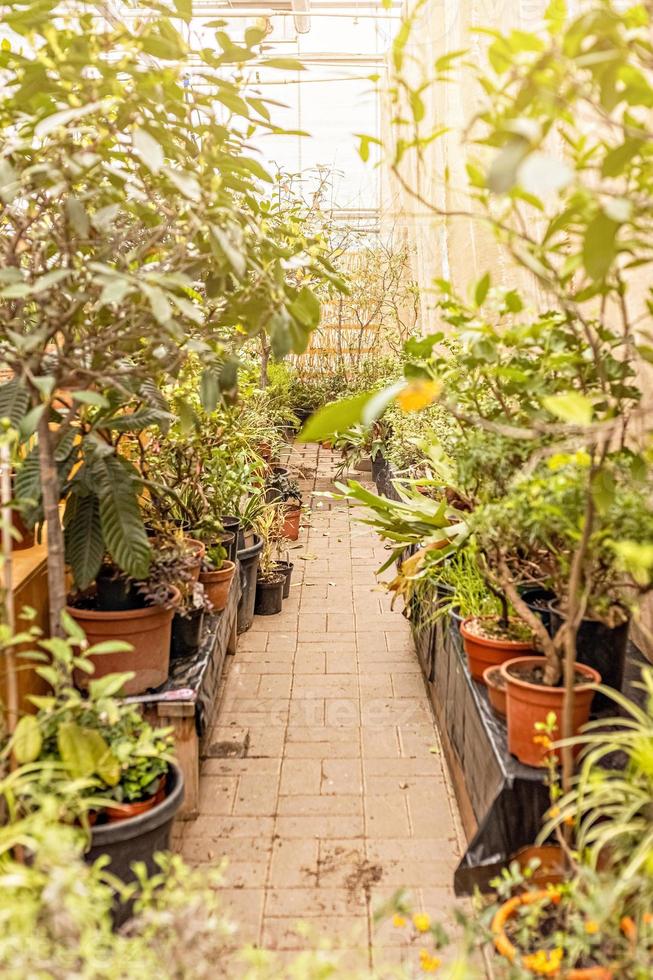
[563,815,574,827]
[643,912,653,925]
[548,805,561,819]
[584,919,599,935]
[534,734,553,749]
[396,379,442,413]
[621,916,637,942]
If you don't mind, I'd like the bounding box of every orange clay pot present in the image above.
[69,586,179,696]
[483,665,507,718]
[282,504,301,541]
[492,890,614,978]
[105,777,166,823]
[513,844,567,888]
[460,617,537,683]
[199,559,236,613]
[501,657,600,768]
[184,537,205,583]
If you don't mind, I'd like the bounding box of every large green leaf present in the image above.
[297,392,377,443]
[57,721,109,779]
[0,379,30,426]
[63,492,104,589]
[12,715,42,764]
[91,453,151,580]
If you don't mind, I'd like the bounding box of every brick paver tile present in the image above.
[268,837,318,888]
[232,774,279,816]
[279,759,322,795]
[322,758,363,795]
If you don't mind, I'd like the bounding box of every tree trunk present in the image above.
[0,439,17,733]
[38,411,66,637]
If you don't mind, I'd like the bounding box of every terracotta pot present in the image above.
[483,665,507,718]
[501,657,600,768]
[184,537,205,582]
[105,777,166,823]
[513,844,567,887]
[461,617,536,683]
[69,587,179,696]
[282,504,301,541]
[199,559,236,612]
[492,889,614,978]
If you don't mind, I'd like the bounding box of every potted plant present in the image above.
[460,589,537,684]
[9,620,184,904]
[67,562,180,696]
[265,468,303,541]
[199,543,237,613]
[253,505,286,616]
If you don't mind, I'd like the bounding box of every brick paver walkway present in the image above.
[177,445,464,970]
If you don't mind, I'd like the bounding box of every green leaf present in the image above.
[12,715,42,764]
[542,391,594,426]
[474,272,491,306]
[298,391,379,443]
[88,672,135,700]
[85,640,133,656]
[91,454,151,580]
[57,721,101,779]
[34,102,104,139]
[133,127,164,174]
[288,286,321,329]
[200,369,220,413]
[63,492,104,590]
[261,57,304,70]
[0,379,30,426]
[71,391,110,408]
[583,212,618,281]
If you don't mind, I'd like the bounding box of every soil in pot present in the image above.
[254,572,285,616]
[493,888,617,978]
[237,533,264,634]
[501,656,600,768]
[549,604,629,713]
[200,559,236,612]
[483,665,507,718]
[69,586,179,695]
[461,616,537,683]
[272,560,293,599]
[282,504,301,541]
[171,607,205,659]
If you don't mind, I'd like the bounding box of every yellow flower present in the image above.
[393,914,407,929]
[522,947,563,975]
[396,379,442,413]
[584,919,599,935]
[548,805,561,818]
[534,735,553,749]
[412,912,432,933]
[418,948,441,973]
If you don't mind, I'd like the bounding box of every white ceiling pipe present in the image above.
[290,0,310,33]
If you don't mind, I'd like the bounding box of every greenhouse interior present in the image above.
[1,0,653,976]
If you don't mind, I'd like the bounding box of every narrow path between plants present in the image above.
[176,445,464,970]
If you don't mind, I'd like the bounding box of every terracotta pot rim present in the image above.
[492,889,614,978]
[199,560,236,583]
[67,585,180,621]
[483,665,506,689]
[461,616,535,651]
[500,656,601,692]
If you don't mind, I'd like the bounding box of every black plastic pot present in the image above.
[549,603,630,712]
[237,533,264,634]
[520,587,557,635]
[254,573,285,616]
[371,452,386,485]
[219,530,237,564]
[95,568,144,612]
[86,762,184,926]
[273,560,294,599]
[170,608,205,659]
[221,516,242,556]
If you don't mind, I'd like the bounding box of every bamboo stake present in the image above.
[0,436,18,734]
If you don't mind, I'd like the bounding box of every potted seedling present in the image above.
[264,469,303,540]
[199,542,236,613]
[460,585,537,684]
[253,505,286,616]
[140,543,212,660]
